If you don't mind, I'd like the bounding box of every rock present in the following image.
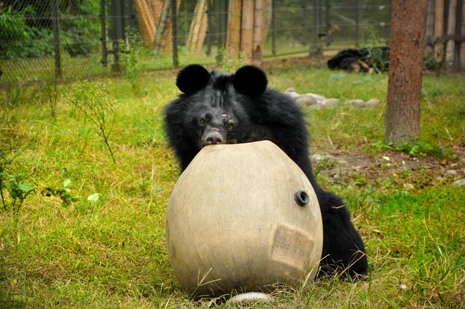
[289,92,300,99]
[403,183,414,190]
[311,154,325,161]
[365,99,380,107]
[322,98,339,107]
[309,102,323,109]
[295,94,318,106]
[284,87,296,94]
[452,179,465,186]
[344,99,366,108]
[305,93,327,101]
[284,88,300,98]
[445,170,458,177]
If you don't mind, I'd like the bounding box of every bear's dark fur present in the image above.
[164,64,368,278]
[328,47,390,72]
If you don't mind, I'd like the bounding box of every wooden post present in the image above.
[434,0,445,62]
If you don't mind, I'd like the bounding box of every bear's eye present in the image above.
[199,118,206,125]
[226,122,234,130]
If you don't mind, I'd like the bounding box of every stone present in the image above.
[445,170,458,177]
[346,99,366,108]
[295,94,318,106]
[322,98,339,107]
[305,93,327,101]
[365,99,380,107]
[452,179,465,186]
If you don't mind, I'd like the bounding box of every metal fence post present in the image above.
[51,0,62,79]
[355,0,360,47]
[172,0,179,68]
[100,0,108,67]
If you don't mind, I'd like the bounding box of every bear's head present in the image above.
[173,64,269,148]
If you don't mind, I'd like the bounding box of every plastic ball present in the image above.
[165,141,323,297]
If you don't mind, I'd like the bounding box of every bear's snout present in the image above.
[202,131,225,146]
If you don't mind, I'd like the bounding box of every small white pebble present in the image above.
[399,284,407,290]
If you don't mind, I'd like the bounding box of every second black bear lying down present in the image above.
[164,64,368,278]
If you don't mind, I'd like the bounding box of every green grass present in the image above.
[1,65,465,308]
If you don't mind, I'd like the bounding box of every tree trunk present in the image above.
[385,0,428,145]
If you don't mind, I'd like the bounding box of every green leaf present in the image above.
[63,179,72,188]
[18,183,35,192]
[87,193,100,202]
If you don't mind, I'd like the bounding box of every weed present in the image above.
[120,29,145,92]
[44,178,79,207]
[215,47,248,72]
[0,151,35,215]
[68,79,117,163]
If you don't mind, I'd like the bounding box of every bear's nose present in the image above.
[205,132,224,145]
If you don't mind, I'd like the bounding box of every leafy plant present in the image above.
[120,30,145,91]
[68,80,117,163]
[372,140,393,152]
[215,47,248,72]
[0,152,35,215]
[44,179,79,207]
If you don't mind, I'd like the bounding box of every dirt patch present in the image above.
[310,145,465,189]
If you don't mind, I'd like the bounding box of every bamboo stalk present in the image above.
[446,0,458,69]
[434,0,445,62]
[227,0,242,57]
[186,0,208,53]
[134,0,157,48]
[241,0,255,60]
[252,0,265,64]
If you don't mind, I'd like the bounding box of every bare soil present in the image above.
[310,145,465,190]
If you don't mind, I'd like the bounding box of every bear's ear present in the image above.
[233,65,267,96]
[176,64,210,94]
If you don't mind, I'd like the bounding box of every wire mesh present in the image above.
[0,0,391,83]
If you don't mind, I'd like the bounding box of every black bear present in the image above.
[328,47,390,73]
[164,64,368,278]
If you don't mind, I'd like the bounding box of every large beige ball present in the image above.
[165,141,323,298]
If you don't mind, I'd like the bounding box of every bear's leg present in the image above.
[315,189,368,278]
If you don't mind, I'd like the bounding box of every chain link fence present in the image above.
[0,0,391,84]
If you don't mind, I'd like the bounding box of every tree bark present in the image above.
[385,0,428,145]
